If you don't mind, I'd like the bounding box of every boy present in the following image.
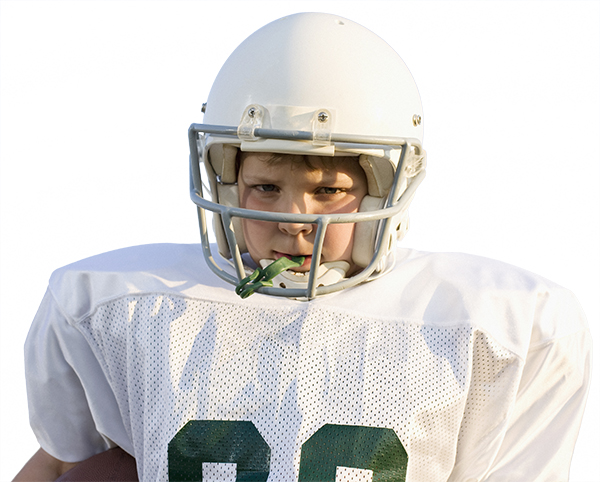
[15,13,591,482]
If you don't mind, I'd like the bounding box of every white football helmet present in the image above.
[189,12,426,300]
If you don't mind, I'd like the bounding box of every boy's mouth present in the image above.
[274,252,313,270]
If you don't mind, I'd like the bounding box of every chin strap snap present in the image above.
[235,256,305,299]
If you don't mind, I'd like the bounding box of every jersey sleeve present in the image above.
[484,328,591,481]
[450,287,592,482]
[24,288,124,462]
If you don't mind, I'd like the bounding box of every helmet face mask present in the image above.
[189,13,426,300]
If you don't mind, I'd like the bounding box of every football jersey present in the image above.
[25,244,591,481]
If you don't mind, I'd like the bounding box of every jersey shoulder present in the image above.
[47,243,232,324]
[398,249,557,289]
[340,248,588,357]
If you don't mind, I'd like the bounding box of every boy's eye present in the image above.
[318,187,344,195]
[256,184,278,193]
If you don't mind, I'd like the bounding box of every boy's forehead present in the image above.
[240,155,368,191]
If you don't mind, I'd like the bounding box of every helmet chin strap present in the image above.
[259,259,350,290]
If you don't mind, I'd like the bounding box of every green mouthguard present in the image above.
[235,256,305,299]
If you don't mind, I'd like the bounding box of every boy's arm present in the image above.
[12,447,79,481]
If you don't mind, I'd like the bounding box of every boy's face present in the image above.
[238,152,368,275]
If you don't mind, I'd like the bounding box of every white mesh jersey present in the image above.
[25,244,591,482]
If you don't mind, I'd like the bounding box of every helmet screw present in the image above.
[412,114,422,126]
[201,102,207,113]
[317,111,329,123]
[248,107,257,118]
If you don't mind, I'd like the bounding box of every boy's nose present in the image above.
[278,221,313,236]
[277,195,314,236]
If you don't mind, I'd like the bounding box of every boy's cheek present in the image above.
[241,193,265,210]
[324,223,357,260]
[242,219,274,256]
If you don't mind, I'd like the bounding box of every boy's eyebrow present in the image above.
[240,174,285,187]
[315,171,356,185]
[240,169,282,181]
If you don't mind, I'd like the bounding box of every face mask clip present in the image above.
[311,109,333,146]
[237,104,264,141]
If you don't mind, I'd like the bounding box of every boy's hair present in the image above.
[237,150,357,173]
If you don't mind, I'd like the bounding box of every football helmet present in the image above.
[189,12,426,300]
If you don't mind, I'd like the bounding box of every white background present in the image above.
[1,1,598,480]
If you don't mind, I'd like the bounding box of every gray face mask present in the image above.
[189,124,425,300]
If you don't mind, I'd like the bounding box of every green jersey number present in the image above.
[168,420,407,481]
[168,420,270,481]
